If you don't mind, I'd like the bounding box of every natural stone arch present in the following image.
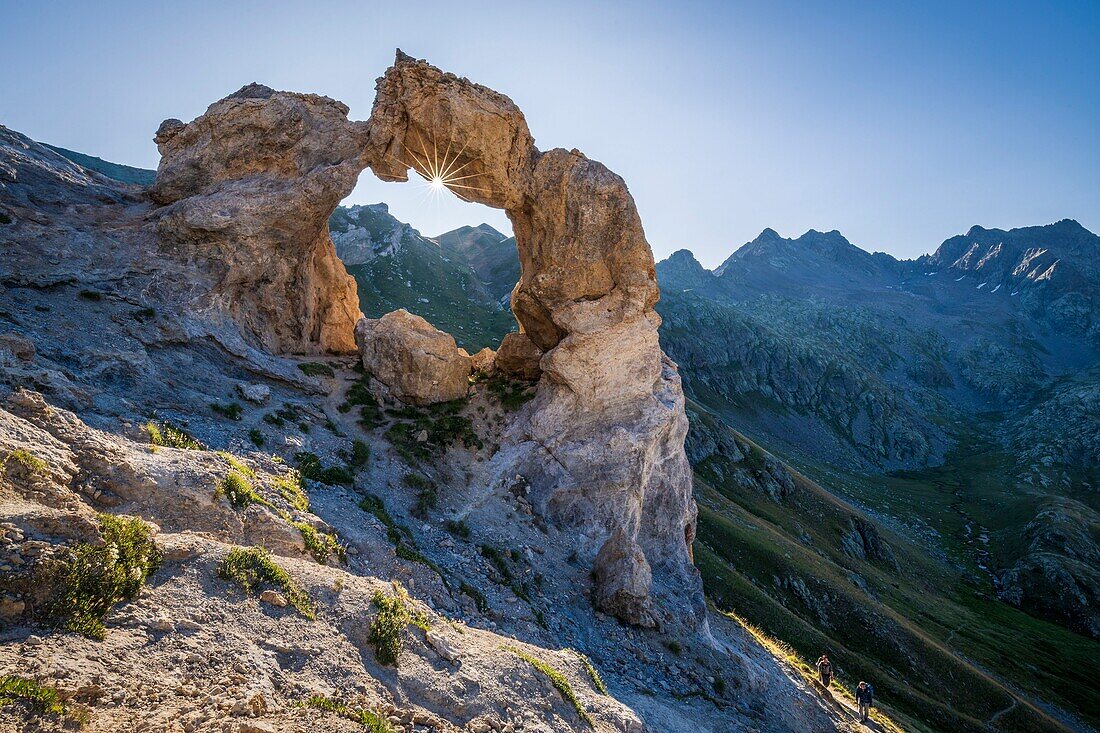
[364,52,703,628]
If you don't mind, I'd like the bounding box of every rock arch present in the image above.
[364,52,703,628]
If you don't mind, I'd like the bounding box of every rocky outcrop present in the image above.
[364,52,702,628]
[151,83,366,354]
[355,309,472,405]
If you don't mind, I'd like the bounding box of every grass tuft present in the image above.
[297,362,336,378]
[210,401,244,420]
[248,428,265,448]
[506,646,594,727]
[571,650,609,695]
[0,676,64,716]
[146,420,204,451]
[300,695,394,732]
[219,547,314,618]
[2,448,48,476]
[294,521,345,564]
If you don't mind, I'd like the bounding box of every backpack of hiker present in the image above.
[856,681,874,722]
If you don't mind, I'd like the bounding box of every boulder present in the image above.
[470,347,496,375]
[152,83,366,354]
[494,333,542,381]
[355,310,472,405]
[592,530,657,628]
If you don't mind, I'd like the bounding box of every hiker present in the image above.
[816,654,833,689]
[855,681,873,722]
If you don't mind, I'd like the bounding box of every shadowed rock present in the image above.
[151,84,367,354]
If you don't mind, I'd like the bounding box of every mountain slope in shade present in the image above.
[330,204,515,352]
[44,143,156,186]
[437,223,520,304]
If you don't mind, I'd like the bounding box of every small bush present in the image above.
[479,544,514,583]
[294,522,345,564]
[298,362,336,378]
[39,514,161,639]
[218,471,272,510]
[406,474,438,519]
[349,440,371,468]
[369,585,429,666]
[78,290,101,301]
[211,401,244,420]
[487,375,536,410]
[301,695,394,733]
[295,451,354,486]
[0,212,11,225]
[2,448,47,476]
[248,428,265,448]
[340,378,382,428]
[219,547,313,618]
[0,676,68,720]
[507,646,594,727]
[664,640,683,655]
[445,519,471,539]
[272,470,309,512]
[460,582,489,613]
[146,420,204,450]
[571,651,609,695]
[713,674,726,695]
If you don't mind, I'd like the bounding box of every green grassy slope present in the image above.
[690,404,1099,733]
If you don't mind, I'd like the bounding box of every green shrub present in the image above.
[0,212,11,225]
[295,451,354,486]
[460,582,489,613]
[218,471,272,510]
[2,448,47,476]
[571,651,609,695]
[248,428,265,448]
[211,401,244,420]
[39,514,161,639]
[339,378,382,428]
[272,470,309,512]
[294,522,345,564]
[479,544,513,583]
[357,494,436,570]
[301,695,394,733]
[445,519,471,539]
[146,420,204,450]
[487,375,536,410]
[78,290,101,301]
[0,676,65,718]
[406,474,438,519]
[664,640,683,655]
[349,440,371,468]
[219,547,314,618]
[298,362,336,378]
[506,646,593,727]
[369,585,429,666]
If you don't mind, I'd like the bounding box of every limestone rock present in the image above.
[494,332,542,381]
[259,590,288,608]
[152,83,366,354]
[235,383,271,405]
[366,52,703,628]
[0,332,35,362]
[470,347,496,375]
[592,530,656,627]
[355,310,472,405]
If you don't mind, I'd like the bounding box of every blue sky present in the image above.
[2,0,1097,266]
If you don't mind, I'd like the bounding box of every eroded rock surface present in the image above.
[152,83,366,354]
[364,52,703,628]
[355,309,472,405]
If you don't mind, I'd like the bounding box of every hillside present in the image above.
[33,120,1100,733]
[0,54,865,733]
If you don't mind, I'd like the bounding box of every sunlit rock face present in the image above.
[151,83,366,354]
[365,51,703,628]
